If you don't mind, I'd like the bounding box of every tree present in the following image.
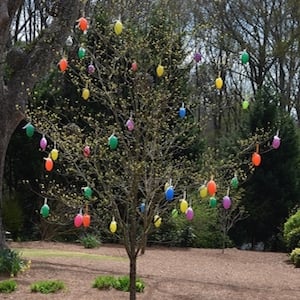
[0,0,83,249]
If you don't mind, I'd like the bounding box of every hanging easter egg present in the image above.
[171,208,178,218]
[78,17,88,32]
[222,195,231,210]
[126,118,134,131]
[114,20,123,35]
[108,134,118,150]
[252,152,261,167]
[82,213,91,227]
[153,215,162,228]
[272,135,281,149]
[231,176,239,189]
[180,199,188,213]
[40,203,50,218]
[82,87,90,100]
[44,157,54,172]
[78,47,86,59]
[88,63,95,74]
[209,196,217,208]
[215,77,223,90]
[185,207,194,221]
[74,213,83,228]
[131,61,138,72]
[242,100,249,110]
[165,186,174,201]
[59,58,68,72]
[23,123,34,138]
[156,64,164,77]
[110,219,117,233]
[240,50,250,64]
[50,148,59,161]
[65,35,73,47]
[139,202,146,213]
[207,179,217,196]
[40,136,47,151]
[179,104,186,118]
[199,185,208,198]
[83,186,92,199]
[194,52,202,63]
[83,145,91,157]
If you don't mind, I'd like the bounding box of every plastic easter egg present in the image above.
[164,182,170,191]
[156,64,164,77]
[179,106,186,118]
[45,158,53,172]
[171,208,178,218]
[165,186,174,201]
[252,152,261,167]
[24,123,34,137]
[78,17,88,31]
[194,52,202,63]
[222,196,231,210]
[231,176,239,189]
[108,134,118,150]
[82,213,91,227]
[110,220,117,233]
[199,185,208,198]
[242,100,249,110]
[40,136,47,151]
[207,179,217,196]
[83,186,92,199]
[40,204,50,218]
[126,118,134,131]
[78,47,86,59]
[209,197,217,208]
[215,77,223,90]
[114,20,123,35]
[65,35,73,47]
[185,207,194,221]
[180,199,188,213]
[241,50,249,64]
[83,145,91,157]
[153,215,162,228]
[88,64,95,74]
[272,135,281,149]
[140,202,146,213]
[74,213,83,228]
[82,88,90,100]
[131,61,138,72]
[59,58,68,72]
[50,148,59,161]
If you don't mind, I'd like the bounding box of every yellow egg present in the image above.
[154,215,162,228]
[50,148,59,161]
[82,88,90,100]
[164,182,170,191]
[215,77,223,89]
[110,220,117,233]
[114,20,123,35]
[180,199,188,213]
[156,64,164,77]
[199,185,208,198]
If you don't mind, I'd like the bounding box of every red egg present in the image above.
[59,58,68,72]
[45,158,53,172]
[78,17,88,31]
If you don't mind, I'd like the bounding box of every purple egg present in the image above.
[194,52,202,63]
[185,207,194,221]
[222,196,231,210]
[126,118,134,131]
[272,135,281,149]
[88,64,95,74]
[40,136,47,151]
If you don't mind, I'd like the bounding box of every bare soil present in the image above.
[1,241,300,299]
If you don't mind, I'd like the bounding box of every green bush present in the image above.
[284,210,300,250]
[0,280,17,293]
[290,248,300,268]
[0,249,30,277]
[92,275,145,292]
[30,280,65,294]
[80,234,101,249]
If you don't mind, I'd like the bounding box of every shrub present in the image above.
[290,248,300,268]
[92,275,145,292]
[0,249,30,277]
[0,280,17,293]
[80,234,101,249]
[284,210,300,250]
[30,280,65,294]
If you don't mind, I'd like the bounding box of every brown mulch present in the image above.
[1,241,299,300]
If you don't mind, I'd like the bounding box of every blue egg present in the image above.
[165,186,174,201]
[140,202,146,213]
[179,107,186,118]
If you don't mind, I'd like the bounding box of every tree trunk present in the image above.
[129,255,137,300]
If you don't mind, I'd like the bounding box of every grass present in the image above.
[0,280,17,293]
[30,280,65,294]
